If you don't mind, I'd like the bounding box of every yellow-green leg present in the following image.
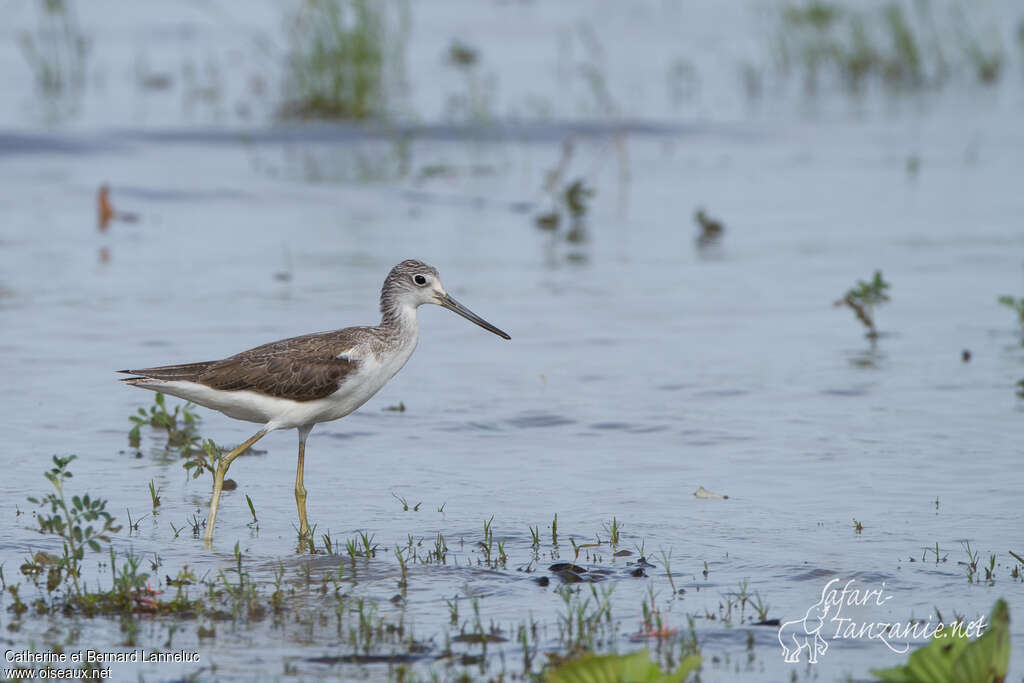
[204,429,267,544]
[295,425,313,539]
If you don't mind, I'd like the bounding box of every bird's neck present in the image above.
[379,300,419,343]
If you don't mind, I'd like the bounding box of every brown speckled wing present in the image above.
[196,331,362,402]
[122,330,365,402]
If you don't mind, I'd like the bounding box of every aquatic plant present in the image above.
[658,549,676,593]
[997,295,1024,343]
[834,270,890,338]
[182,438,224,481]
[604,517,621,549]
[129,392,202,450]
[694,209,725,249]
[17,0,89,115]
[751,592,771,623]
[548,647,700,683]
[556,584,617,655]
[147,480,162,510]
[442,39,495,123]
[535,175,594,246]
[392,491,420,511]
[776,1,1006,94]
[27,455,121,593]
[281,0,408,120]
[871,598,1009,683]
[394,546,408,589]
[963,541,980,584]
[245,494,259,530]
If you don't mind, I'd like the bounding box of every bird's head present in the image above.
[382,260,510,340]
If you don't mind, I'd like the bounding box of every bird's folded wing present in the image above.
[197,339,361,402]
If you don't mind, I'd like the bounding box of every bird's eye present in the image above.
[413,274,428,286]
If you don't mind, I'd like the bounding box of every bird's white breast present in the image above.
[265,333,418,430]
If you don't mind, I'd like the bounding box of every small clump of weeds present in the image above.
[129,392,203,451]
[834,270,890,339]
[604,517,621,550]
[391,492,420,512]
[443,39,496,123]
[182,438,226,482]
[1009,551,1024,581]
[694,208,725,249]
[533,139,597,250]
[997,295,1024,344]
[554,583,617,656]
[17,0,89,119]
[535,178,594,245]
[776,1,1006,95]
[19,456,200,619]
[280,0,408,120]
[147,480,161,510]
[26,455,121,594]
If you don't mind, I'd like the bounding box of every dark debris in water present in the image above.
[307,651,433,665]
[452,632,508,644]
[548,561,646,583]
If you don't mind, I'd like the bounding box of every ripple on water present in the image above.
[693,388,750,398]
[323,430,375,441]
[820,387,870,397]
[506,412,575,429]
[586,422,670,435]
[438,420,503,432]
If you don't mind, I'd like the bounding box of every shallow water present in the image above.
[2,1,1023,681]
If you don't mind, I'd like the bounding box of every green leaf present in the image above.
[949,599,1009,683]
[871,599,1010,683]
[547,649,700,683]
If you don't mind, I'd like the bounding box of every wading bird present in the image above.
[120,260,510,543]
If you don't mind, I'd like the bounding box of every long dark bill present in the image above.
[438,294,511,340]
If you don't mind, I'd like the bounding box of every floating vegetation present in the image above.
[443,39,495,123]
[281,0,409,120]
[871,599,1009,683]
[997,295,1024,344]
[694,208,725,251]
[534,168,595,247]
[834,270,890,338]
